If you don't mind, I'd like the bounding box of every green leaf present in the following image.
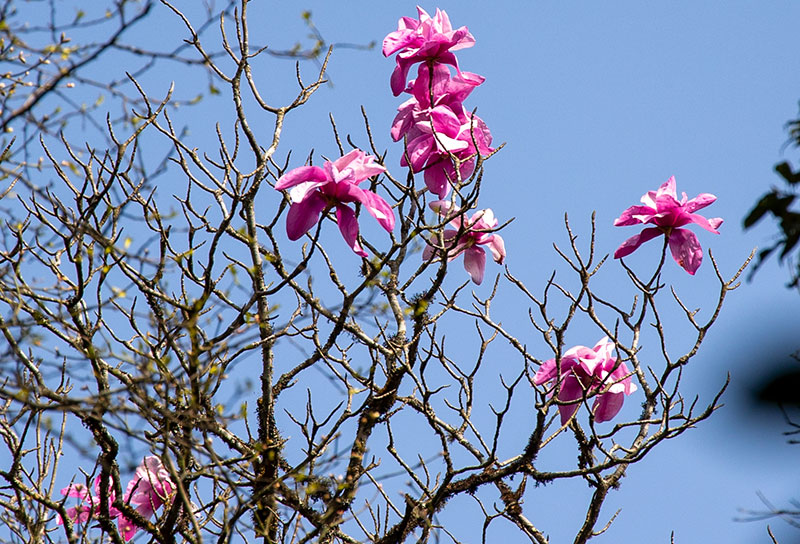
[744,192,795,228]
[779,212,800,259]
[775,161,800,185]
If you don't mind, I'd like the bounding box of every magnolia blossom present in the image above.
[57,456,176,542]
[392,64,493,198]
[613,176,723,275]
[423,201,505,284]
[274,150,395,257]
[56,479,119,526]
[382,6,476,96]
[533,337,638,424]
[117,456,176,541]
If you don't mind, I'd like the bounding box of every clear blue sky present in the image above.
[34,2,800,542]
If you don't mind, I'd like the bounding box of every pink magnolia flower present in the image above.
[533,337,638,424]
[390,63,493,198]
[423,201,505,284]
[613,176,723,275]
[57,457,177,542]
[274,150,396,257]
[383,6,476,96]
[56,479,119,526]
[117,456,175,541]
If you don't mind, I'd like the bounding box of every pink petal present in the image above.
[335,205,367,257]
[429,199,458,217]
[391,98,417,142]
[286,192,328,241]
[415,63,483,107]
[455,70,485,87]
[533,358,557,385]
[416,6,431,23]
[422,239,437,261]
[333,183,395,233]
[330,149,363,171]
[593,392,625,423]
[411,63,444,107]
[577,350,603,376]
[382,27,417,57]
[63,505,92,525]
[640,189,658,208]
[446,239,471,262]
[93,475,117,506]
[423,228,460,261]
[429,129,469,153]
[60,483,91,500]
[558,404,580,425]
[428,106,464,139]
[656,176,678,201]
[559,372,585,404]
[486,234,505,264]
[463,246,487,284]
[463,114,494,154]
[683,192,717,213]
[117,515,139,542]
[557,374,584,425]
[127,456,173,509]
[331,150,385,181]
[423,161,453,199]
[606,362,638,395]
[134,497,158,519]
[655,190,682,213]
[460,157,477,179]
[613,227,662,259]
[592,342,617,373]
[405,133,436,171]
[390,57,414,96]
[613,205,657,226]
[592,336,613,356]
[432,7,451,33]
[472,208,497,229]
[288,180,327,204]
[688,213,723,234]
[449,29,476,52]
[361,191,395,232]
[274,166,327,191]
[667,228,703,274]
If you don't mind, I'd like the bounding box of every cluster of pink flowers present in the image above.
[274,6,504,286]
[57,456,176,541]
[383,7,504,284]
[271,8,727,427]
[384,6,494,199]
[533,337,638,424]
